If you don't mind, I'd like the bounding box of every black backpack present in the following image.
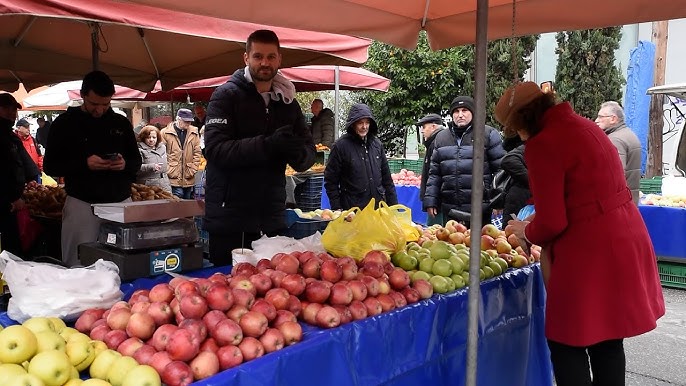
[489,169,512,209]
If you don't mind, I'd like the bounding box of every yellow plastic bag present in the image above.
[41,172,57,187]
[387,204,421,242]
[321,199,406,261]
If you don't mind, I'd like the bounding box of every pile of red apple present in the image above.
[391,169,421,187]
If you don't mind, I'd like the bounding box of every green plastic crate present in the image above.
[658,261,686,289]
[388,158,423,175]
[640,177,662,195]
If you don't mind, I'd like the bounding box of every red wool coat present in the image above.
[524,102,665,347]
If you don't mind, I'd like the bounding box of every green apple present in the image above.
[28,350,72,386]
[406,242,421,251]
[428,276,450,294]
[34,331,66,353]
[411,270,431,283]
[48,318,67,334]
[492,257,509,273]
[444,276,456,292]
[0,363,27,384]
[418,258,434,273]
[122,365,162,386]
[0,325,38,364]
[22,317,55,335]
[66,339,96,372]
[397,254,418,271]
[59,327,79,342]
[7,373,44,386]
[90,340,108,357]
[106,356,139,386]
[429,241,451,260]
[89,349,121,380]
[450,274,466,289]
[431,259,453,277]
[479,268,486,281]
[460,271,470,285]
[453,243,467,251]
[448,256,464,275]
[488,261,503,276]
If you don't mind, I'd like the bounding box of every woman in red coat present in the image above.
[495,82,665,386]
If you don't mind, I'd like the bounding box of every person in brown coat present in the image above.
[160,109,202,199]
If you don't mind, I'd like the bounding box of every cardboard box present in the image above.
[79,243,204,281]
[92,199,204,223]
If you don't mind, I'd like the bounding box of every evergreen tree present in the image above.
[555,27,625,119]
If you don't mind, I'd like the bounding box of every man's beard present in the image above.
[250,66,277,82]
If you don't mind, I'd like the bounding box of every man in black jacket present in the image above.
[44,71,141,266]
[203,30,315,266]
[416,113,446,225]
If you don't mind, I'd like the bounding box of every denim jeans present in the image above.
[172,186,193,199]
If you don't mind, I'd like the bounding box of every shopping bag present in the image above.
[16,207,42,252]
[387,204,421,242]
[41,172,58,187]
[517,204,536,220]
[321,199,406,261]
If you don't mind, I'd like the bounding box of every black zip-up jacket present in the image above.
[203,68,316,234]
[0,118,30,209]
[324,103,397,210]
[500,139,531,223]
[43,106,140,204]
[420,125,445,201]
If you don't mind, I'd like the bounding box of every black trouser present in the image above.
[208,231,280,267]
[0,210,21,256]
[548,338,625,386]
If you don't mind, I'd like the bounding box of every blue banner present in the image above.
[624,41,656,174]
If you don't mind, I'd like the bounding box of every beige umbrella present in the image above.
[0,0,372,93]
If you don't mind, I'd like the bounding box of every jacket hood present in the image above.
[502,135,524,151]
[345,103,378,136]
[318,108,335,119]
[229,68,253,91]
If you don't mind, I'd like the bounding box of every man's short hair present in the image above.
[246,30,280,53]
[36,117,45,123]
[80,71,116,98]
[313,99,324,108]
[600,101,625,123]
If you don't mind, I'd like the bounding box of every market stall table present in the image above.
[0,264,551,386]
[639,205,686,262]
[321,185,428,225]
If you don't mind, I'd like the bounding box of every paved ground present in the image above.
[625,287,686,386]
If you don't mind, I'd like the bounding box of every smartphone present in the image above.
[103,153,119,160]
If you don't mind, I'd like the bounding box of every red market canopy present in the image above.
[0,0,371,93]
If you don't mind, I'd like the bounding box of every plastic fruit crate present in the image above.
[280,209,329,239]
[294,176,324,212]
[640,177,662,195]
[388,158,423,174]
[658,261,686,289]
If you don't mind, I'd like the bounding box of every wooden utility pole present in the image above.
[646,21,668,178]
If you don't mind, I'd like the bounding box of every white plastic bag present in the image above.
[251,233,326,261]
[0,251,123,322]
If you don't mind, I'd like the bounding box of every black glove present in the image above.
[265,125,306,157]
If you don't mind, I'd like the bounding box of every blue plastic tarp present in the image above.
[639,205,686,260]
[321,185,429,225]
[624,41,655,174]
[0,265,553,386]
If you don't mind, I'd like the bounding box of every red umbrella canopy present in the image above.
[0,0,371,92]
[123,0,686,50]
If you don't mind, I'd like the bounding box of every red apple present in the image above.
[231,262,258,277]
[132,344,157,365]
[259,328,285,353]
[412,279,434,299]
[360,276,380,297]
[174,280,200,298]
[231,288,256,309]
[304,281,331,304]
[106,308,132,331]
[248,273,273,296]
[268,270,286,287]
[273,254,300,274]
[361,250,387,265]
[329,282,353,306]
[229,277,256,295]
[360,262,384,278]
[210,319,243,346]
[339,260,359,281]
[179,318,208,344]
[226,304,249,323]
[131,301,151,314]
[389,291,408,308]
[239,311,268,338]
[126,312,156,340]
[348,300,369,320]
[315,306,341,328]
[238,337,264,362]
[202,310,227,331]
[480,234,495,251]
[264,288,290,310]
[179,293,209,320]
[199,337,220,354]
[149,351,173,376]
[377,280,391,295]
[401,287,421,304]
[255,258,272,272]
[388,268,411,290]
[287,295,302,317]
[272,310,297,328]
[301,302,323,325]
[147,301,174,326]
[162,361,194,386]
[216,345,243,370]
[89,324,111,341]
[128,289,150,305]
[348,280,368,301]
[277,321,303,346]
[251,299,277,322]
[377,294,396,312]
[104,329,128,350]
[333,305,353,324]
[270,252,288,267]
[363,297,383,316]
[151,323,179,351]
[205,283,235,312]
[117,337,144,357]
[91,318,107,330]
[301,258,322,279]
[192,278,214,297]
[189,351,220,380]
[166,328,200,362]
[279,274,306,296]
[75,308,106,334]
[208,272,228,284]
[320,260,343,283]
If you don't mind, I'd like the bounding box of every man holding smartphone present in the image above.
[44,71,141,267]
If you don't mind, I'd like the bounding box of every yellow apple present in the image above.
[34,331,66,353]
[82,379,114,386]
[48,318,67,334]
[90,340,108,357]
[22,317,55,335]
[0,325,38,364]
[59,327,79,342]
[7,373,45,386]
[66,340,96,372]
[106,356,138,386]
[67,333,91,345]
[64,379,85,386]
[122,365,161,386]
[89,349,121,380]
[0,363,27,384]
[28,350,72,386]
[69,366,79,380]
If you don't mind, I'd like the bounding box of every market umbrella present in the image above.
[0,0,371,93]
[121,0,686,50]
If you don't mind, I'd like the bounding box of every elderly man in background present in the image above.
[161,108,202,199]
[310,98,335,148]
[595,101,641,205]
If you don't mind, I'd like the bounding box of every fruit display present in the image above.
[285,163,325,176]
[391,169,421,187]
[22,185,67,218]
[392,220,541,293]
[130,184,177,201]
[315,144,330,152]
[640,193,686,207]
[0,316,160,386]
[292,208,343,220]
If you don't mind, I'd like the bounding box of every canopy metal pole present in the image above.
[90,23,100,71]
[334,65,340,139]
[466,0,489,385]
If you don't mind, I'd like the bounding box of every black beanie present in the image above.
[449,96,475,115]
